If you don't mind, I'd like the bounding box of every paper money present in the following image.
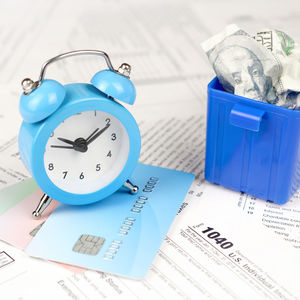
[255,29,300,96]
[254,29,294,56]
[202,24,300,109]
[202,24,281,104]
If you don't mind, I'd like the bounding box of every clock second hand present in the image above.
[55,128,100,146]
[51,145,74,149]
[51,141,87,152]
[50,125,109,151]
[52,129,100,150]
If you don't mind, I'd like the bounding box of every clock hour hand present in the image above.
[86,124,110,145]
[51,137,75,149]
[54,136,87,152]
[51,125,108,151]
[57,137,75,146]
[51,140,87,152]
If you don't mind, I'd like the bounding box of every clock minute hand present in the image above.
[86,124,110,145]
[86,128,99,143]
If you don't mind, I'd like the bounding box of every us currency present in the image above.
[202,24,282,105]
[254,29,300,96]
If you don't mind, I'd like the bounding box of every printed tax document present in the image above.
[0,0,300,298]
[1,182,300,299]
[0,239,78,300]
[2,0,299,190]
[191,182,300,250]
[72,206,300,300]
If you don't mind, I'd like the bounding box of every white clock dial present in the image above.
[44,110,129,194]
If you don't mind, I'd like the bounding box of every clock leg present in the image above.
[32,193,52,219]
[123,179,139,194]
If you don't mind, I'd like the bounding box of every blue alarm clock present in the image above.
[18,50,141,218]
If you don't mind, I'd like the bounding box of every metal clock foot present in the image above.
[123,180,139,194]
[32,193,52,219]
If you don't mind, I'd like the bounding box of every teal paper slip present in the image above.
[26,164,194,279]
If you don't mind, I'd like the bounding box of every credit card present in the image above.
[26,163,194,279]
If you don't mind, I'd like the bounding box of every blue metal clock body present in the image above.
[19,82,141,205]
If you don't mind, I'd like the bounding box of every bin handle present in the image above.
[229,103,265,132]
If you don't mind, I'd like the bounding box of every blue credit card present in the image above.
[26,164,194,279]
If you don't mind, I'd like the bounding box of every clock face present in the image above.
[44,110,129,194]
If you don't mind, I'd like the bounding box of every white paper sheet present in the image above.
[194,182,300,249]
[1,0,300,299]
[0,240,73,300]
[3,188,300,300]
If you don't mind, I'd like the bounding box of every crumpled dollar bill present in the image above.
[254,29,300,92]
[202,24,300,109]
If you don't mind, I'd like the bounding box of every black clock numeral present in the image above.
[48,163,54,171]
[79,172,84,180]
[96,164,101,171]
[63,171,68,179]
[111,133,116,141]
[107,150,112,157]
[105,118,111,126]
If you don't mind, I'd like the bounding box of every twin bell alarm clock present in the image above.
[18,50,141,218]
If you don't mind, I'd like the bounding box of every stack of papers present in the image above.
[0,0,300,299]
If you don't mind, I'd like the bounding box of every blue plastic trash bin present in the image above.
[205,77,300,204]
